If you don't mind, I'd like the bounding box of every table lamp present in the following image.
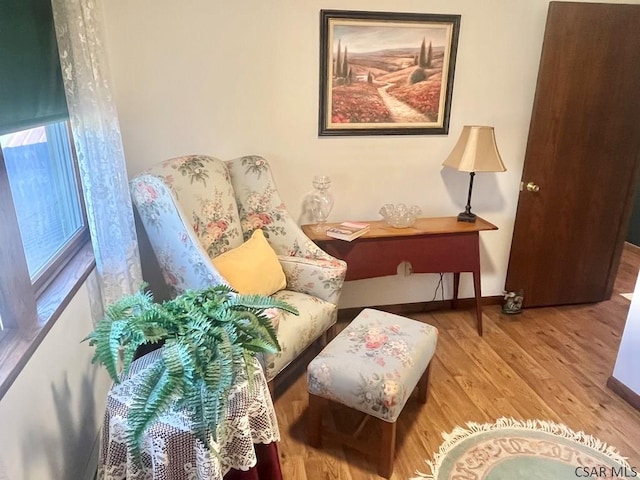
[442,125,506,222]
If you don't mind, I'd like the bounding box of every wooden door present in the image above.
[505,2,640,308]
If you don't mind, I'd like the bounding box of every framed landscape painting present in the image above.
[318,10,461,136]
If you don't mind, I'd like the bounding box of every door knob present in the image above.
[526,182,540,192]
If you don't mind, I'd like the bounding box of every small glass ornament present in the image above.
[310,175,334,232]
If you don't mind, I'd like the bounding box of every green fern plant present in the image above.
[84,284,297,461]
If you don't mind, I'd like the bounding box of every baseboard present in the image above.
[607,375,640,412]
[337,295,503,322]
[81,430,101,480]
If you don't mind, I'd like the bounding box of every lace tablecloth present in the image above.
[98,349,280,480]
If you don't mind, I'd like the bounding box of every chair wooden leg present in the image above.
[307,393,325,447]
[267,380,275,398]
[326,323,338,342]
[378,419,396,478]
[320,323,339,347]
[417,363,432,404]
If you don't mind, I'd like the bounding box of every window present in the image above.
[0,0,95,398]
[0,118,90,323]
[0,120,93,397]
[1,122,87,291]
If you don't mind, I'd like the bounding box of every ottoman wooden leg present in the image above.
[307,393,326,447]
[378,419,397,478]
[417,363,432,404]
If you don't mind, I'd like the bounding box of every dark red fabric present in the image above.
[223,442,282,480]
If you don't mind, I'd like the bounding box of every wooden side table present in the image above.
[302,216,498,335]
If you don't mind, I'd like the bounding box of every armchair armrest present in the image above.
[278,255,346,305]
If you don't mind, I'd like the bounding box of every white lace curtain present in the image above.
[51,0,142,317]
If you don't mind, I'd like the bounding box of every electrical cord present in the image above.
[431,273,445,301]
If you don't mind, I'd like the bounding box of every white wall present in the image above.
[613,272,640,394]
[100,0,638,308]
[0,278,112,480]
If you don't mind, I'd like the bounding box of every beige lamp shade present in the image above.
[443,125,506,173]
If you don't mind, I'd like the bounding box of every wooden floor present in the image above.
[273,243,640,479]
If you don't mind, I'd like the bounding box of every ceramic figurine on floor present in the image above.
[502,290,524,314]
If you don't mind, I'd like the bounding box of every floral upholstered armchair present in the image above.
[129,155,347,386]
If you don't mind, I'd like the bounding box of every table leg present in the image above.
[473,270,483,336]
[452,272,460,309]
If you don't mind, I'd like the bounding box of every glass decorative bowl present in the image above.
[379,203,422,228]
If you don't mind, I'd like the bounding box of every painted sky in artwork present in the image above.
[332,22,450,53]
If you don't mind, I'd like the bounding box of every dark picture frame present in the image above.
[318,10,461,136]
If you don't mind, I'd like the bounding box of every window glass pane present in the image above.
[0,121,84,281]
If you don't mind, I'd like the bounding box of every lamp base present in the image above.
[457,211,477,223]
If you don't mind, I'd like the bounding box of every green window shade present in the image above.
[0,0,69,135]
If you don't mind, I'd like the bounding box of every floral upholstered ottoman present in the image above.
[306,308,438,478]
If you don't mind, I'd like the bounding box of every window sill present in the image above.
[0,241,95,400]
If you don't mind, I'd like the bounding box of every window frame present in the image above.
[0,120,95,399]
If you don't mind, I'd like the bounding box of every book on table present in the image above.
[325,221,370,241]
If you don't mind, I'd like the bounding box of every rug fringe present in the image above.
[409,417,630,480]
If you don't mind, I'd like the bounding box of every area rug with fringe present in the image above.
[411,418,635,480]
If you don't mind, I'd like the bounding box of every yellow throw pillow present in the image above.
[212,229,286,295]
